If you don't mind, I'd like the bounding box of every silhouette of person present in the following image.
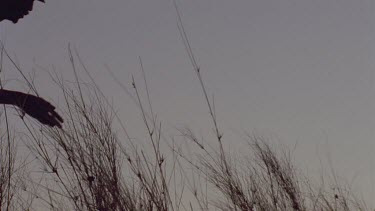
[0,0,63,128]
[0,0,45,23]
[0,89,63,128]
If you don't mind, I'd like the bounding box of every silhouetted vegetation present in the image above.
[0,2,371,210]
[0,38,370,211]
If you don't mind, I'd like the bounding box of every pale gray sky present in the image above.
[1,0,374,206]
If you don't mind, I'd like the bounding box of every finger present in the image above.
[50,110,63,123]
[30,110,62,128]
[43,111,63,128]
[42,114,62,128]
[48,111,63,128]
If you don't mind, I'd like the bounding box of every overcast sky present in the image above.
[1,0,374,206]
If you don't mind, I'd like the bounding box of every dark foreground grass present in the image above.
[0,3,372,210]
[0,47,370,211]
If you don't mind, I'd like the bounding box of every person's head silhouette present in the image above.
[0,0,45,23]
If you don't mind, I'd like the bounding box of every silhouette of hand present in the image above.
[15,93,63,128]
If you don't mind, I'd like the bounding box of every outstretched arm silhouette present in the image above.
[0,0,45,23]
[0,89,63,128]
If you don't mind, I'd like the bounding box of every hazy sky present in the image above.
[1,0,374,206]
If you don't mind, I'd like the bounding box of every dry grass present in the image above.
[0,3,372,210]
[0,50,371,211]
